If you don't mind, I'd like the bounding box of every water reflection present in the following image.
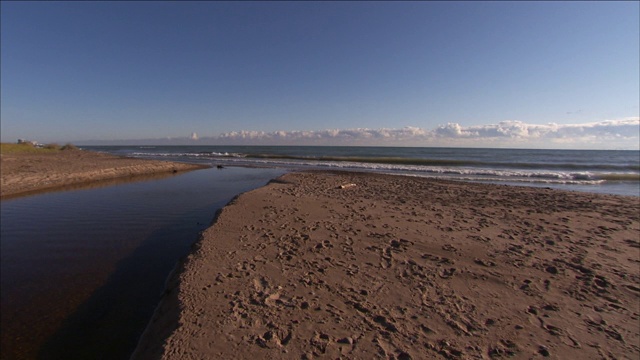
[0,167,286,359]
[1,171,186,201]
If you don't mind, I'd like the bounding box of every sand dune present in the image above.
[133,171,640,359]
[0,150,208,199]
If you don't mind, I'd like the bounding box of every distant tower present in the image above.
[190,132,198,140]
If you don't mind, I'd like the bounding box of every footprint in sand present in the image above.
[438,268,457,279]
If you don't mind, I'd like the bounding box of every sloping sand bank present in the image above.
[0,150,208,199]
[134,171,639,359]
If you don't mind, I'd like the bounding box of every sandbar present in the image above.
[133,171,640,359]
[0,150,208,199]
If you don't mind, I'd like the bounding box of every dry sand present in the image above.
[0,150,208,199]
[133,171,639,359]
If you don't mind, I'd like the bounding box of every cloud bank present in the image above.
[209,118,639,149]
[81,118,639,149]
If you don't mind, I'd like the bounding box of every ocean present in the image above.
[85,146,640,197]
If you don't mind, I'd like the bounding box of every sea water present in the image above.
[86,146,640,197]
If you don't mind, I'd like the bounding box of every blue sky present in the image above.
[1,1,638,149]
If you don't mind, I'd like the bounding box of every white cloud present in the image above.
[81,118,639,149]
[209,118,639,149]
[217,127,433,145]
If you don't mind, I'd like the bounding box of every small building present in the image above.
[17,139,38,146]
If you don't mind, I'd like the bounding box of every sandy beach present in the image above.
[0,150,208,199]
[133,171,639,359]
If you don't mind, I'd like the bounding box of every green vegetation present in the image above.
[0,142,79,154]
[43,143,60,150]
[60,143,78,151]
[0,143,51,154]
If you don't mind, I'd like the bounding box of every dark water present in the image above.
[0,167,285,359]
[85,146,640,196]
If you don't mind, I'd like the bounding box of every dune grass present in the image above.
[0,143,78,154]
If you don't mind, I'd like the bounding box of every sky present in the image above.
[1,1,639,149]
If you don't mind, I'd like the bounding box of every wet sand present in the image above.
[132,171,639,359]
[0,150,208,199]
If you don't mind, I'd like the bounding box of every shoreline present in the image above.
[83,145,640,198]
[133,171,640,359]
[0,150,209,199]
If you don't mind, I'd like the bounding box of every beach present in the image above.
[0,149,208,199]
[133,171,639,359]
